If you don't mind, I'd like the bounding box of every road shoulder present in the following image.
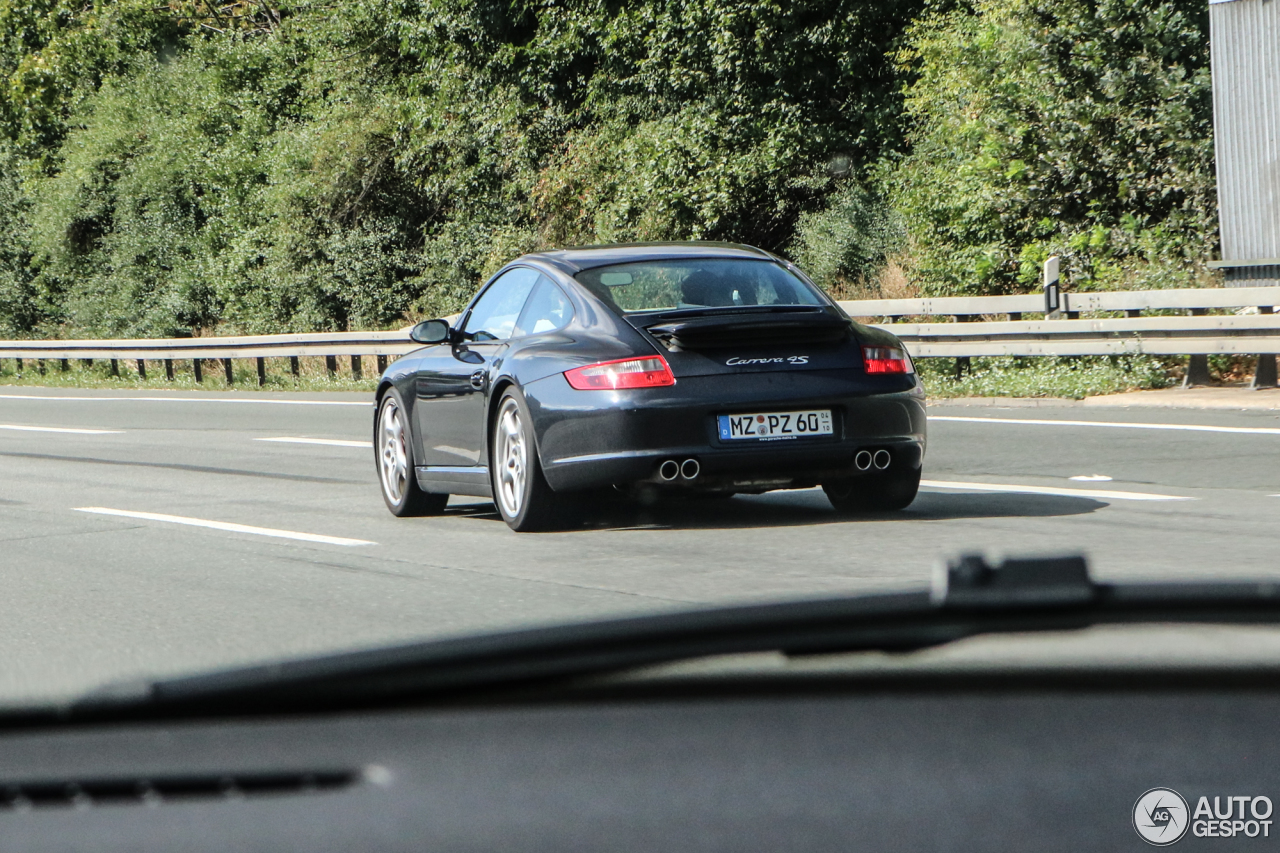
[934,387,1280,411]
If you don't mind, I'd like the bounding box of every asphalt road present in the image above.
[2,386,1280,703]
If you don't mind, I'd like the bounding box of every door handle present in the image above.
[470,370,486,390]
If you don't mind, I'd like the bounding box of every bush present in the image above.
[0,0,1220,341]
[891,0,1216,296]
[0,141,37,334]
[789,179,903,290]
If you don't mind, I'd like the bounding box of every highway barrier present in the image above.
[0,331,418,385]
[0,286,1278,386]
[839,285,1280,387]
[837,285,1280,321]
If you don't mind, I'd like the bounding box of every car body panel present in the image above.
[374,243,927,501]
[413,342,493,467]
[535,241,778,273]
[647,331,864,379]
[528,370,924,491]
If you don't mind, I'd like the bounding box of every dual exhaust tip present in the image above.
[659,458,700,481]
[855,449,892,472]
[659,450,888,481]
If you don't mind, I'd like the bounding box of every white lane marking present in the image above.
[73,507,375,546]
[0,424,122,435]
[0,394,368,406]
[256,437,372,448]
[1069,474,1113,481]
[920,479,1193,502]
[930,415,1280,435]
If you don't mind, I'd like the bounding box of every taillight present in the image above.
[862,346,914,374]
[564,355,676,390]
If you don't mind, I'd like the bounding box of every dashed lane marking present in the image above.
[920,479,1193,502]
[0,394,368,406]
[0,424,122,435]
[931,415,1280,436]
[73,507,376,546]
[256,437,372,448]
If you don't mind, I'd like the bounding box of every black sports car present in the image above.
[374,242,926,531]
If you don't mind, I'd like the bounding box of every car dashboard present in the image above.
[0,668,1275,852]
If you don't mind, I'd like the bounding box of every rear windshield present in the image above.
[574,259,827,313]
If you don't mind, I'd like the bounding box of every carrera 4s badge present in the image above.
[725,356,810,366]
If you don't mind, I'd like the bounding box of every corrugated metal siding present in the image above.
[1225,264,1280,286]
[1212,0,1280,285]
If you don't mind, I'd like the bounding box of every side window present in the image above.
[462,268,540,342]
[513,277,574,337]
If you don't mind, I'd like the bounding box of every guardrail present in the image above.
[837,285,1280,320]
[0,331,419,384]
[873,314,1280,356]
[1,287,1278,387]
[838,285,1280,387]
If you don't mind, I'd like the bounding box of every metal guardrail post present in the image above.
[1253,355,1277,388]
[222,358,233,384]
[1183,308,1213,387]
[350,354,362,380]
[37,359,44,375]
[193,359,203,383]
[325,355,337,378]
[136,359,146,380]
[60,359,68,372]
[14,357,21,376]
[1253,306,1278,389]
[953,315,974,379]
[376,354,387,374]
[290,356,299,378]
[109,359,119,377]
[256,357,266,387]
[164,359,174,381]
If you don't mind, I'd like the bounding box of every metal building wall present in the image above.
[1211,0,1280,286]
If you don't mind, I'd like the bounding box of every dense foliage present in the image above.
[893,0,1217,296]
[0,0,1218,337]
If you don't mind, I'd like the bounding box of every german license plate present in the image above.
[717,410,833,441]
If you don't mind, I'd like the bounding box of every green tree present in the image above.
[892,0,1216,295]
[0,140,36,333]
[3,0,927,334]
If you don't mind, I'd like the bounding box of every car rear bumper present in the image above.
[526,370,927,493]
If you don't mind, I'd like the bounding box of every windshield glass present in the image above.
[575,259,827,313]
[0,0,1261,719]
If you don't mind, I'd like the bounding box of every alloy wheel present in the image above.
[378,397,410,505]
[495,397,527,518]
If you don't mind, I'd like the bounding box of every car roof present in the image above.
[525,242,779,274]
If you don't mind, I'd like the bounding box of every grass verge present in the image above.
[0,355,378,393]
[917,355,1175,399]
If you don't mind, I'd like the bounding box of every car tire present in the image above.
[823,463,921,514]
[376,387,449,517]
[490,388,572,532]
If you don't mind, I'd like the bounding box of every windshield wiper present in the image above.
[62,554,1280,722]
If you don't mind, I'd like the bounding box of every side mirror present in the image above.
[409,319,452,345]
